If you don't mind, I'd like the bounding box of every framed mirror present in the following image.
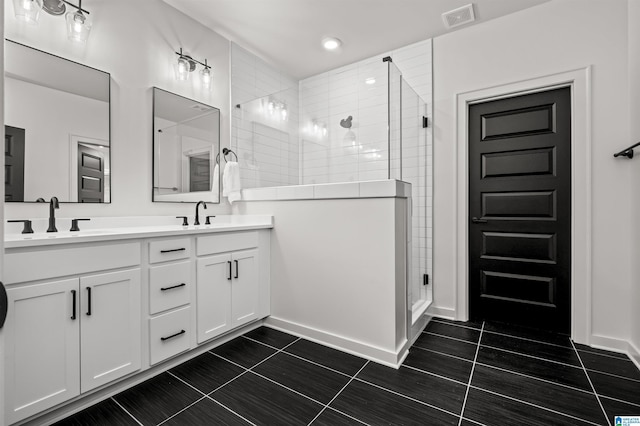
[4,39,111,203]
[152,87,220,203]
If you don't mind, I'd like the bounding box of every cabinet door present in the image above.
[196,254,232,343]
[231,249,259,327]
[80,269,141,393]
[5,279,80,424]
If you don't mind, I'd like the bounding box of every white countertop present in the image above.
[4,215,273,249]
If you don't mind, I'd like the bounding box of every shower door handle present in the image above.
[471,217,488,224]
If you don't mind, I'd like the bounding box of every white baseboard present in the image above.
[410,314,431,346]
[264,316,408,368]
[426,305,456,320]
[628,339,640,372]
[589,334,632,355]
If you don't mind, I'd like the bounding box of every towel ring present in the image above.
[221,148,238,162]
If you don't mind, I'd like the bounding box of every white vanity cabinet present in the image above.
[196,231,266,344]
[3,243,142,425]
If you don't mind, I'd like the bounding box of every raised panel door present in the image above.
[196,254,232,343]
[80,269,141,393]
[231,249,259,327]
[5,279,80,424]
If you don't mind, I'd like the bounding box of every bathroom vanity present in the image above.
[3,216,272,425]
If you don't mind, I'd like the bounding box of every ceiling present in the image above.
[163,0,551,79]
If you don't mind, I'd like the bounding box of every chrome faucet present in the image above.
[47,197,59,232]
[194,201,207,225]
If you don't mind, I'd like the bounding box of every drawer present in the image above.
[197,231,258,256]
[149,238,191,264]
[4,242,141,284]
[149,306,191,365]
[149,261,191,314]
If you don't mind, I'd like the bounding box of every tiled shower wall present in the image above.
[231,43,300,188]
[230,40,433,302]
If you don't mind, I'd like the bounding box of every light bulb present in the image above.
[201,67,212,88]
[281,108,288,121]
[14,0,42,24]
[65,10,91,43]
[177,57,190,81]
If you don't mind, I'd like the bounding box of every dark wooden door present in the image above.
[5,126,25,202]
[189,155,210,192]
[469,87,571,333]
[78,144,105,203]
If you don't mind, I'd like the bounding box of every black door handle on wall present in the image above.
[227,261,232,280]
[86,287,92,316]
[0,281,7,329]
[471,217,488,224]
[71,290,77,320]
[234,260,239,279]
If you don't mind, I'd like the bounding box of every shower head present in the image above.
[340,115,353,129]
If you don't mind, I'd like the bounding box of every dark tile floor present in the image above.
[55,319,640,426]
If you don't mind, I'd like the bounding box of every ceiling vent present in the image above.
[442,4,475,29]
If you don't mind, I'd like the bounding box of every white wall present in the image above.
[629,0,640,363]
[5,77,108,201]
[4,0,232,219]
[235,197,409,366]
[432,0,632,345]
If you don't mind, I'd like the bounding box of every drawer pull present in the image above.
[161,329,186,341]
[227,261,232,280]
[71,290,77,320]
[160,283,186,291]
[234,260,239,279]
[86,287,92,316]
[160,248,186,254]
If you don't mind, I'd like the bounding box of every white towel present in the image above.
[211,163,220,201]
[222,161,242,204]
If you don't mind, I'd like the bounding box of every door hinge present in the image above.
[423,274,429,286]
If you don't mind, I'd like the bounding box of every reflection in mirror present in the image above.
[153,87,220,203]
[4,39,111,203]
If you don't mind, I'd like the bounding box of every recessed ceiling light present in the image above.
[365,77,376,85]
[322,37,342,51]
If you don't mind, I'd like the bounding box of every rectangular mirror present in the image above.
[153,87,220,203]
[4,39,111,203]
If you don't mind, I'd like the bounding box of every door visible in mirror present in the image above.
[4,40,111,203]
[152,87,220,203]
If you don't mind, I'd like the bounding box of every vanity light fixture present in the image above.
[175,48,213,88]
[322,37,342,51]
[13,0,92,43]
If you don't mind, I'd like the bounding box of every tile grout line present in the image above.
[480,328,572,350]
[110,397,145,426]
[468,384,605,426]
[351,375,461,419]
[430,318,482,331]
[480,343,584,369]
[155,394,209,426]
[423,331,480,346]
[306,361,371,426]
[410,345,475,364]
[584,367,640,384]
[457,321,485,426]
[576,347,634,362]
[474,359,595,395]
[242,333,365,380]
[209,398,258,426]
[571,340,612,426]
